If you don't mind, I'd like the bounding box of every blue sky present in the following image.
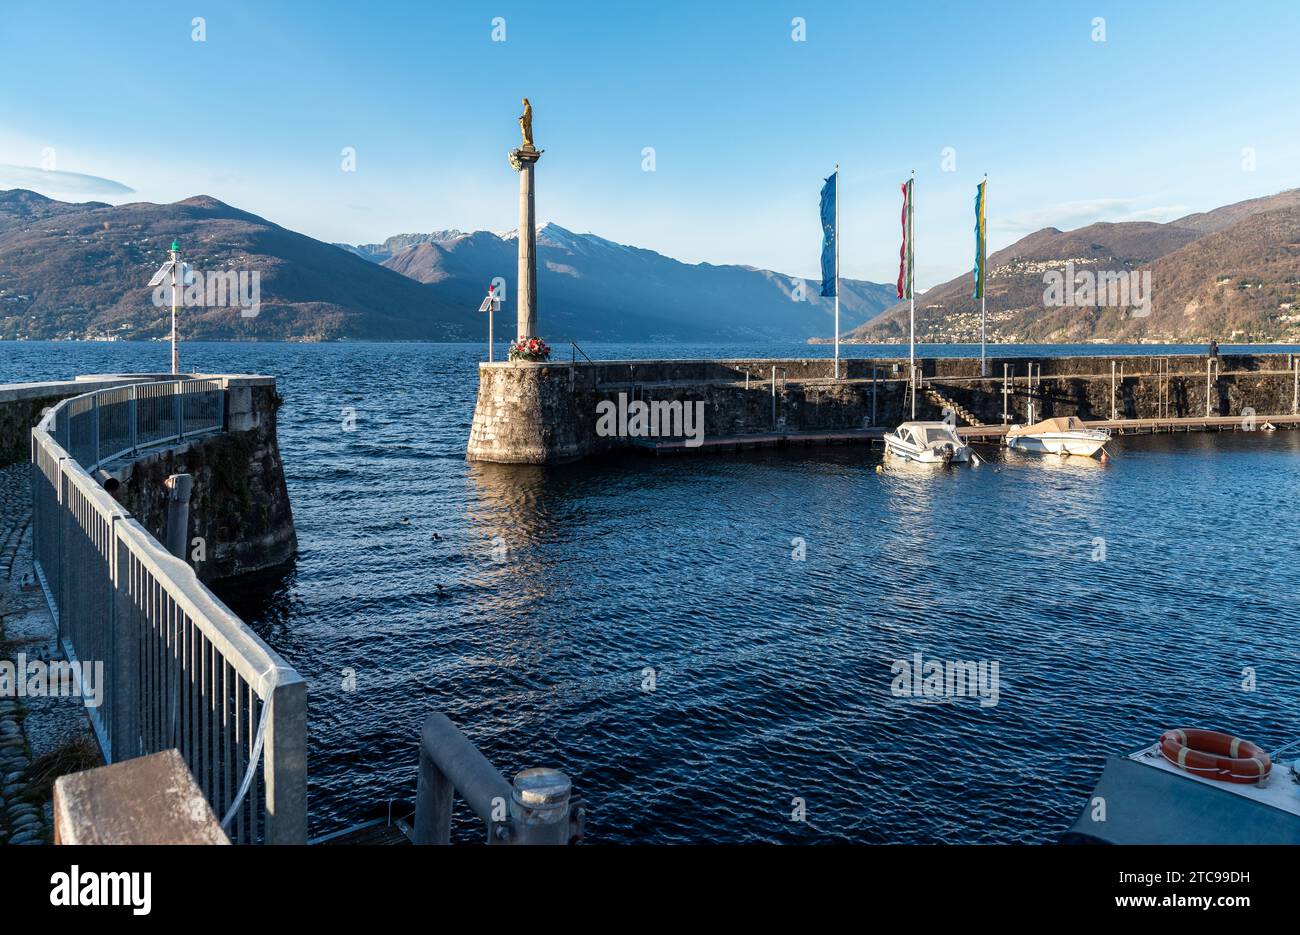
[1,0,1297,288]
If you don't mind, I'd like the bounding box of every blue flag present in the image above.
[819,172,836,297]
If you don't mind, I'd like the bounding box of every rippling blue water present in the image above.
[4,340,1300,844]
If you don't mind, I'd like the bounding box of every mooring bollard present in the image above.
[413,712,583,845]
[163,473,192,560]
[508,767,574,845]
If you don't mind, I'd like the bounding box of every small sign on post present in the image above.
[478,283,503,362]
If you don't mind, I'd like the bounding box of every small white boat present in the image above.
[1006,416,1110,458]
[882,421,973,464]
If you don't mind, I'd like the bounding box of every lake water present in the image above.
[4,340,1300,843]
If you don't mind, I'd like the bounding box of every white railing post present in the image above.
[264,676,308,844]
[57,467,71,644]
[174,381,184,442]
[110,521,140,762]
[129,385,138,455]
[92,395,101,468]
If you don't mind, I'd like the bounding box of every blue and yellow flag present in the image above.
[819,172,836,297]
[972,178,987,299]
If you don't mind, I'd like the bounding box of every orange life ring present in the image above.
[1159,729,1271,784]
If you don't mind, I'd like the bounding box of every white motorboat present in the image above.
[882,421,973,464]
[1006,416,1110,458]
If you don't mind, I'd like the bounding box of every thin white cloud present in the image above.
[994,198,1189,235]
[0,164,135,197]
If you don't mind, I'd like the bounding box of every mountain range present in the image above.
[0,189,894,343]
[0,190,474,341]
[847,188,1300,345]
[4,186,1299,345]
[343,224,895,342]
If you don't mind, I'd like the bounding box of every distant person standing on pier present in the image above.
[1209,339,1219,359]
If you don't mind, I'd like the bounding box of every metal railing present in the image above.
[30,379,306,844]
[413,713,583,845]
[52,379,225,471]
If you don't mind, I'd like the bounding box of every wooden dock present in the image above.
[958,413,1300,441]
[632,427,883,455]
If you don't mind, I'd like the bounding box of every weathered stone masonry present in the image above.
[112,379,297,584]
[468,354,1300,464]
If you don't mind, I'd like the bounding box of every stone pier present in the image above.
[467,353,1300,464]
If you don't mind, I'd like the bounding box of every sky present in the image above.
[0,0,1297,290]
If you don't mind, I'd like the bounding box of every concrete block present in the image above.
[226,385,253,415]
[53,749,229,845]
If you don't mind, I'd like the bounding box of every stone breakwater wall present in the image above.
[467,354,1300,464]
[114,380,297,584]
[0,374,296,582]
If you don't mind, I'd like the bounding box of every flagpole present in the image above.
[909,168,916,418]
[170,240,179,376]
[834,163,840,380]
[980,173,987,378]
[980,296,986,375]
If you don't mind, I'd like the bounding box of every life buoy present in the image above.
[1159,729,1271,784]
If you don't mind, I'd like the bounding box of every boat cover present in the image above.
[1061,755,1300,844]
[1007,416,1089,437]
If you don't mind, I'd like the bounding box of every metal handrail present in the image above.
[50,379,225,472]
[30,379,306,843]
[570,341,594,365]
[413,713,583,845]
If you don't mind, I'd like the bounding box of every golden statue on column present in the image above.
[509,98,542,347]
[519,98,534,149]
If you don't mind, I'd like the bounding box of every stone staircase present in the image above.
[923,387,985,427]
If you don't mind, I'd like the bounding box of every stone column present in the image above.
[509,146,542,342]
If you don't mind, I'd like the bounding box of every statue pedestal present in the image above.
[509,146,543,345]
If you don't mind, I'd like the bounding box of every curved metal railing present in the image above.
[30,379,306,844]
